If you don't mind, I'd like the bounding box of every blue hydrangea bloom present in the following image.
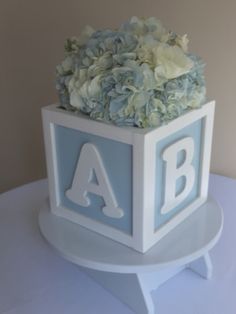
[56,17,206,128]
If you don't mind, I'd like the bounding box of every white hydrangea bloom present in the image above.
[153,44,193,80]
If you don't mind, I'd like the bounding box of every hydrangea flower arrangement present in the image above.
[56,17,206,128]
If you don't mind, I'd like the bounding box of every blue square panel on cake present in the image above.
[154,118,203,230]
[54,125,133,234]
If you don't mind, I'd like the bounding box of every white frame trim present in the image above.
[42,101,215,253]
[42,105,135,247]
[141,101,215,251]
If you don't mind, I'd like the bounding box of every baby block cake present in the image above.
[42,17,215,253]
[42,100,214,253]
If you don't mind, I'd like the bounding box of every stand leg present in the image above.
[188,252,212,279]
[83,257,212,313]
[84,266,185,314]
[84,268,154,314]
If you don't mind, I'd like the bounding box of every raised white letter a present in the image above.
[66,143,124,219]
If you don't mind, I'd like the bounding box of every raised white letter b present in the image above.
[160,137,195,214]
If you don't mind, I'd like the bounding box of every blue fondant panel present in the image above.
[155,118,204,230]
[55,125,133,235]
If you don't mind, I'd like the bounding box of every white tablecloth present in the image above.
[0,174,235,314]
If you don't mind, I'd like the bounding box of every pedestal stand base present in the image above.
[84,252,211,314]
[39,198,223,314]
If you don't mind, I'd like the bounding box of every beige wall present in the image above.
[1,0,236,193]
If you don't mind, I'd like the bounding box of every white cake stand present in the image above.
[39,197,223,314]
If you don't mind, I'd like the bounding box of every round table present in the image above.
[2,174,236,314]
